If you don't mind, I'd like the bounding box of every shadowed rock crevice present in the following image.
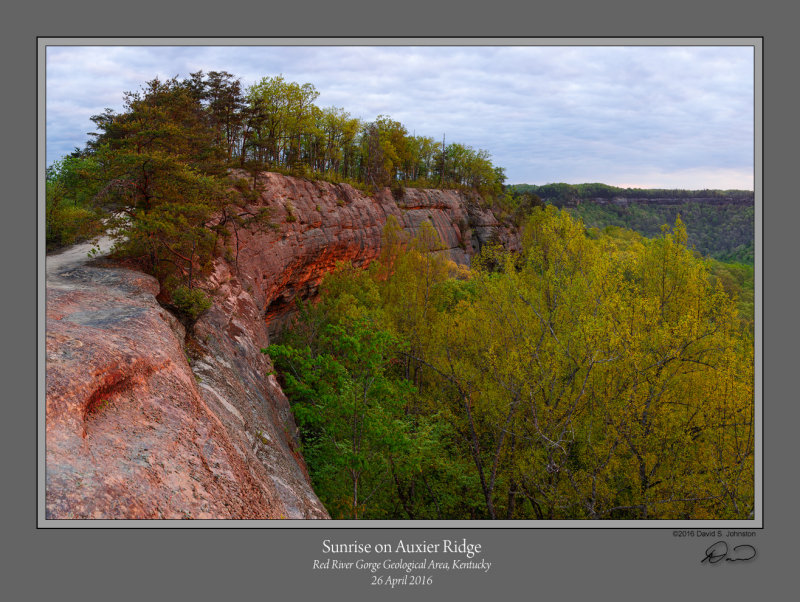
[227,171,519,330]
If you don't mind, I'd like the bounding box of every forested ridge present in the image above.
[46,72,755,520]
[46,71,504,256]
[512,182,753,202]
[508,183,755,264]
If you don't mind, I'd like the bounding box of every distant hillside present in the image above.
[509,183,754,263]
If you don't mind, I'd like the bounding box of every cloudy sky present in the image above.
[45,44,755,189]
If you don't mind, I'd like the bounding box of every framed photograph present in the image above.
[21,4,787,597]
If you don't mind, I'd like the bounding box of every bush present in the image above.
[171,286,212,320]
[285,202,298,222]
[46,204,103,250]
[391,183,405,200]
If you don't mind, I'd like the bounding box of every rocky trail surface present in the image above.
[46,237,327,519]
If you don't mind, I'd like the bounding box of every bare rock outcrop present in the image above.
[46,240,327,519]
[229,171,519,331]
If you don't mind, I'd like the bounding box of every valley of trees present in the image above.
[267,210,754,520]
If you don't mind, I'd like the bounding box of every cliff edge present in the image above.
[45,172,517,519]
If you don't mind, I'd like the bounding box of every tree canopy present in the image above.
[267,208,754,519]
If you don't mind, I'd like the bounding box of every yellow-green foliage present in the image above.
[45,156,105,250]
[171,285,212,320]
[46,203,102,249]
[273,207,754,520]
[708,260,755,328]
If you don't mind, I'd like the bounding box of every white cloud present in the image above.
[45,44,755,189]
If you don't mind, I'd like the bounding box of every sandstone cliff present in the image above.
[226,171,519,332]
[45,172,517,520]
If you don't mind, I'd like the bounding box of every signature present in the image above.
[701,541,757,564]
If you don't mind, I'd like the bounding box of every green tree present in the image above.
[186,70,245,163]
[45,155,104,249]
[87,77,233,290]
[267,319,416,519]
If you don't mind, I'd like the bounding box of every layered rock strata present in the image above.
[229,171,518,332]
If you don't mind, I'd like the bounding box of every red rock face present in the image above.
[46,241,327,519]
[229,171,519,332]
[45,172,518,520]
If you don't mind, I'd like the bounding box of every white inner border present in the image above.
[38,37,763,529]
